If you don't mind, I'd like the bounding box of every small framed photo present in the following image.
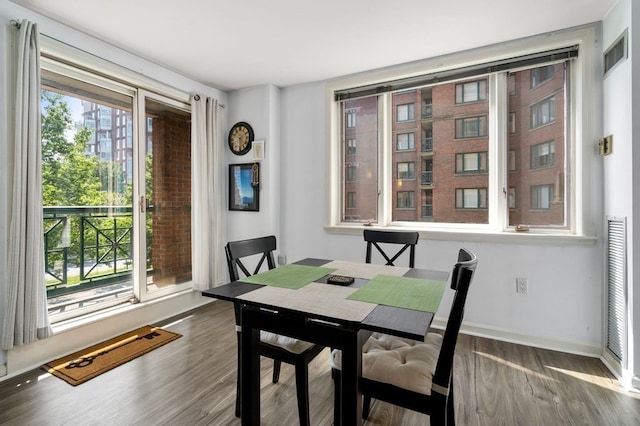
[252,140,265,161]
[229,163,260,211]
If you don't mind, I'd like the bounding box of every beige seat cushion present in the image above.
[260,331,315,354]
[329,332,443,395]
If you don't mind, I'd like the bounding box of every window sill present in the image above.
[324,223,597,246]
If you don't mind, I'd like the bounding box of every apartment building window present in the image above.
[346,164,357,181]
[455,116,487,139]
[346,138,357,155]
[397,162,416,180]
[456,152,488,174]
[531,96,555,128]
[455,79,487,103]
[346,109,356,128]
[531,141,555,169]
[531,184,554,209]
[396,132,415,150]
[397,103,415,121]
[346,192,357,209]
[456,188,487,209]
[531,65,554,88]
[397,191,415,208]
[334,39,583,232]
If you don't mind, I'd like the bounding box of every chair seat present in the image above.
[260,331,316,354]
[329,332,443,395]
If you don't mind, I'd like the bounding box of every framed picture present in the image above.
[229,163,260,211]
[252,139,265,161]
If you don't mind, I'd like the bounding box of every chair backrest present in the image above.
[364,229,419,267]
[225,235,277,282]
[431,248,478,397]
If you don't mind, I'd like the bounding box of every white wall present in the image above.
[602,0,639,386]
[0,0,226,378]
[278,57,606,355]
[226,85,281,247]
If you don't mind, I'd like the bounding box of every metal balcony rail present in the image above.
[422,103,433,118]
[44,205,134,299]
[421,170,433,185]
[421,137,433,152]
[421,204,433,218]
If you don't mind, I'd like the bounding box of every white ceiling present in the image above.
[12,0,617,91]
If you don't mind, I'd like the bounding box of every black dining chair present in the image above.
[330,248,478,425]
[364,229,420,267]
[225,235,324,426]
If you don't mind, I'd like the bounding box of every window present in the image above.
[509,188,516,209]
[530,65,554,88]
[397,191,415,208]
[531,141,555,169]
[456,188,487,209]
[455,79,487,103]
[333,37,585,233]
[346,192,357,209]
[456,152,488,174]
[41,47,192,322]
[396,133,415,150]
[397,162,415,180]
[346,164,357,181]
[346,109,356,128]
[531,184,554,209]
[531,96,555,128]
[396,103,415,121]
[455,116,487,139]
[347,138,356,155]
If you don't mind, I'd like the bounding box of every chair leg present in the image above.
[272,360,282,384]
[331,369,341,426]
[362,395,372,420]
[446,382,455,426]
[294,360,311,426]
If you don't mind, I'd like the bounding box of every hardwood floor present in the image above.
[1,300,639,425]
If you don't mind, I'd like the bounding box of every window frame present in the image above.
[326,25,599,241]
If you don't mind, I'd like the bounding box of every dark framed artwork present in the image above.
[229,163,260,211]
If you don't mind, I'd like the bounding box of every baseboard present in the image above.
[431,319,602,357]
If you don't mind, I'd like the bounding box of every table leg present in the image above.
[339,329,368,425]
[240,308,260,426]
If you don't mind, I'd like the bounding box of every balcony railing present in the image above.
[421,171,433,185]
[421,204,433,218]
[422,103,433,118]
[44,206,134,299]
[421,137,433,153]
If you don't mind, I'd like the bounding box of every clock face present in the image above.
[228,122,254,155]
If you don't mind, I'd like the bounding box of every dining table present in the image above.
[201,257,449,426]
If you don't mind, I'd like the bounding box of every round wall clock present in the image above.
[228,121,254,155]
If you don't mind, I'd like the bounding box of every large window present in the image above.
[333,37,589,234]
[41,51,191,322]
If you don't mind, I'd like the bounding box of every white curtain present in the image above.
[1,20,53,350]
[191,95,225,291]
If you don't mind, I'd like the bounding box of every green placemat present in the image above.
[239,264,336,290]
[347,274,447,312]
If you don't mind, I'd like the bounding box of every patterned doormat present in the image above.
[42,325,181,386]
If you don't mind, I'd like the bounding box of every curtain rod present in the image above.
[10,19,21,28]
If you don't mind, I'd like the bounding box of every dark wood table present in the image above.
[202,258,449,425]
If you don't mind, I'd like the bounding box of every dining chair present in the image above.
[364,229,420,267]
[329,248,478,425]
[225,235,324,426]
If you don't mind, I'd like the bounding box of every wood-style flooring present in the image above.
[0,300,639,425]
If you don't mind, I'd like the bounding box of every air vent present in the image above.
[606,217,626,364]
[604,29,627,76]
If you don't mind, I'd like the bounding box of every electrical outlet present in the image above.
[516,277,528,294]
[277,254,287,265]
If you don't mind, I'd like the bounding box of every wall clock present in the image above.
[228,121,254,155]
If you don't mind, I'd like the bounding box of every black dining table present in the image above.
[202,258,449,425]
